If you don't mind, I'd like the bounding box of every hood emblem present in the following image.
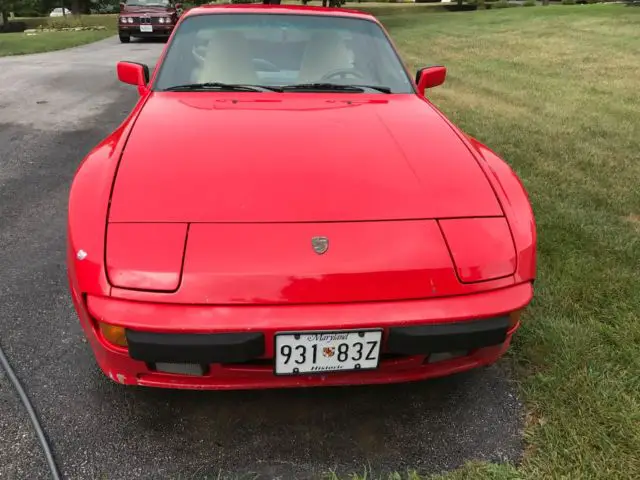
[311,236,329,255]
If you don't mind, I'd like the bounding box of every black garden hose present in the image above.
[0,342,61,480]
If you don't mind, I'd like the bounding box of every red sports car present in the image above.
[67,4,536,390]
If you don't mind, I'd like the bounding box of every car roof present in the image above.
[182,4,378,23]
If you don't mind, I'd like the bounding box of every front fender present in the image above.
[466,136,537,283]
[67,99,148,298]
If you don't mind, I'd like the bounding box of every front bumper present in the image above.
[72,282,532,390]
[118,25,173,38]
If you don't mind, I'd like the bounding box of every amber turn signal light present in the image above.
[99,322,128,347]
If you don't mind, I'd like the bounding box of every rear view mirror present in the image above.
[416,65,447,96]
[117,61,150,96]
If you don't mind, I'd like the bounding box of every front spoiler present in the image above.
[72,282,532,390]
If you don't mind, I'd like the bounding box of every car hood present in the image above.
[109,93,502,223]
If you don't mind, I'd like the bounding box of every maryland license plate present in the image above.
[274,329,382,375]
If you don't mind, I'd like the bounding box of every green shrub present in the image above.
[493,0,510,7]
[0,21,27,33]
[523,0,536,5]
[18,14,117,31]
[47,18,90,29]
[562,0,576,4]
[19,17,47,29]
[13,8,42,17]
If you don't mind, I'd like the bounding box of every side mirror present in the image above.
[117,61,150,96]
[416,65,447,96]
[175,3,182,8]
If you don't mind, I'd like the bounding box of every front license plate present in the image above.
[274,329,382,375]
[140,25,153,33]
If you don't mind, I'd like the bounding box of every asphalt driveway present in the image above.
[0,37,524,479]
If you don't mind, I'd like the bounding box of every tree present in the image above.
[1,0,71,22]
[0,0,37,25]
[0,0,17,25]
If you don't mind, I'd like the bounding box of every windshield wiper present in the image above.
[162,83,282,92]
[348,84,392,93]
[280,83,391,93]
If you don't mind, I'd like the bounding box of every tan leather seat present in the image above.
[297,31,353,84]
[192,30,258,84]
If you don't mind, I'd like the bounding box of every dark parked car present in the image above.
[118,0,182,43]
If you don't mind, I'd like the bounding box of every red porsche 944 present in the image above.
[67,4,536,390]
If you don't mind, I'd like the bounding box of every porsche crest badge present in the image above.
[311,236,329,255]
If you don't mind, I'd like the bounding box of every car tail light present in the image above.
[99,322,128,347]
[439,218,517,283]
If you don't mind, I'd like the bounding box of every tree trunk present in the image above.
[1,9,9,27]
[71,0,80,15]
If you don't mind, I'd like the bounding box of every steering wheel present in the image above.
[320,68,366,82]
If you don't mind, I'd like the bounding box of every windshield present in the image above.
[153,13,414,94]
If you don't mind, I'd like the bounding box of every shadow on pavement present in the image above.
[77,362,524,479]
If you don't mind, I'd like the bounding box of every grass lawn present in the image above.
[0,30,115,57]
[0,14,117,57]
[339,3,640,479]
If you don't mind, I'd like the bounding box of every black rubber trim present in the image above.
[387,316,510,355]
[126,330,264,364]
